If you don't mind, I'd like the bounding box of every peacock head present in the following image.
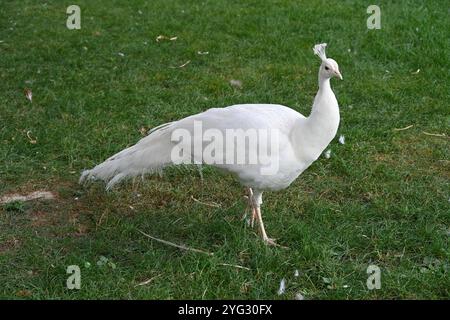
[313,43,343,80]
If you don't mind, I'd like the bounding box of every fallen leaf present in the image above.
[240,281,251,293]
[16,290,32,297]
[24,88,32,102]
[139,127,148,136]
[230,79,242,89]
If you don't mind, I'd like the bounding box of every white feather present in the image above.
[278,278,286,295]
[80,95,339,191]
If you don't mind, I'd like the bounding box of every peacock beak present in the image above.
[335,70,343,80]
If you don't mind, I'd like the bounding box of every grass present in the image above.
[0,0,449,299]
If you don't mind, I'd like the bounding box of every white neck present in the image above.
[309,75,340,140]
[310,76,337,117]
[292,75,340,163]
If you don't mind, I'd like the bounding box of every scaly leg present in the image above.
[251,190,286,247]
[254,206,277,245]
[247,188,257,228]
[251,190,275,245]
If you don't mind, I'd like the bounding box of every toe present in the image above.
[264,238,288,248]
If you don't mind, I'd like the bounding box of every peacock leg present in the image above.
[251,190,272,243]
[246,188,257,228]
[251,190,286,247]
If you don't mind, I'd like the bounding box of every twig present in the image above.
[26,130,37,144]
[219,263,251,271]
[191,195,221,208]
[0,191,54,204]
[134,274,161,287]
[96,209,108,228]
[156,35,177,42]
[393,124,414,131]
[137,229,213,256]
[170,60,191,69]
[422,131,446,137]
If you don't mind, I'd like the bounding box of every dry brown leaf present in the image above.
[230,79,242,89]
[16,290,32,297]
[139,127,148,136]
[24,88,32,102]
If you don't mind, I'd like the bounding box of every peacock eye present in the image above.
[324,66,329,70]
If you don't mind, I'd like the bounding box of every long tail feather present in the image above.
[79,122,175,189]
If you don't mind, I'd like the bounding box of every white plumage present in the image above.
[80,43,342,246]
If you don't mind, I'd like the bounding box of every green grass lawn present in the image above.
[0,0,449,299]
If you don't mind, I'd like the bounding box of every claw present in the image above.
[264,237,288,248]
